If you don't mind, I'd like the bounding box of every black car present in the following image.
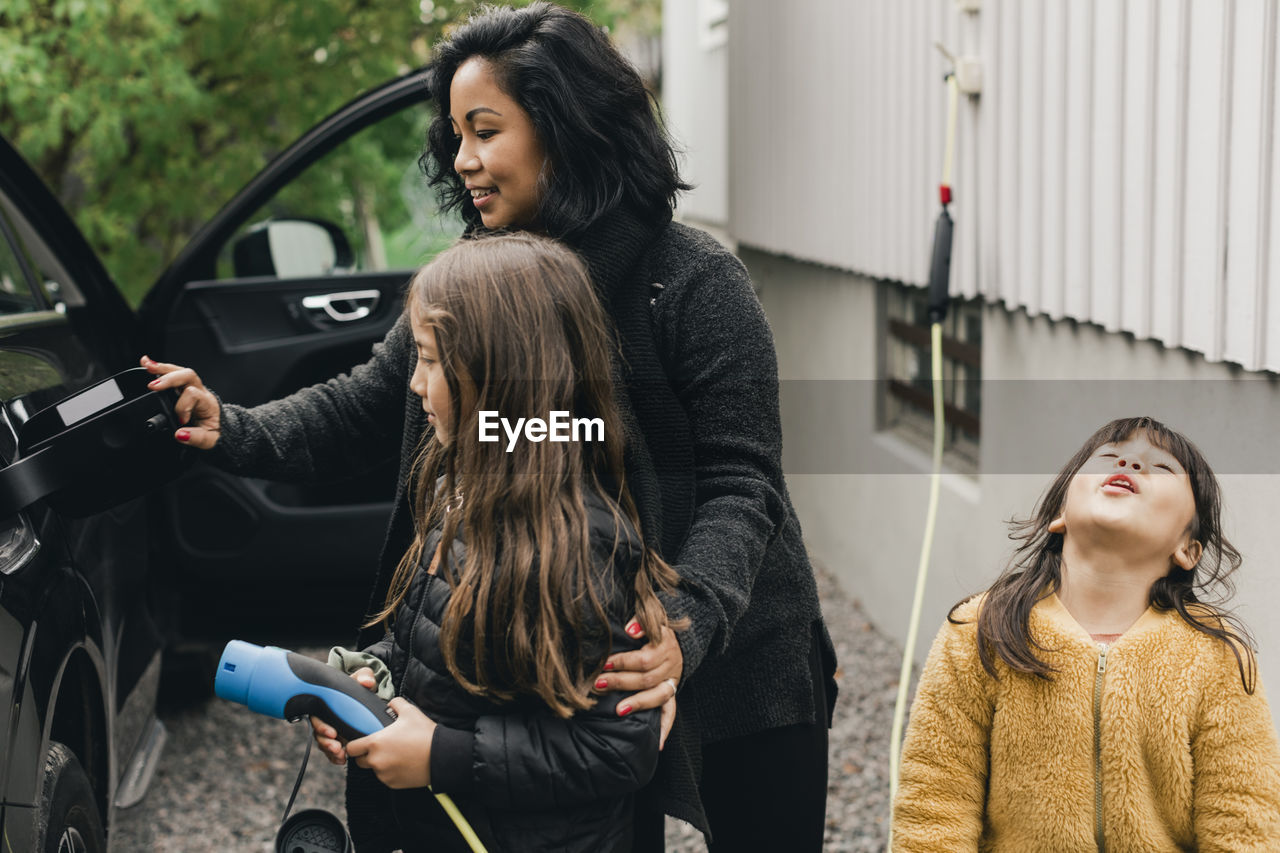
[0,67,446,851]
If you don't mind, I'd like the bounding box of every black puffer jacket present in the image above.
[358,490,660,853]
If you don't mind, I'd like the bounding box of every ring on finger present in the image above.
[664,677,678,697]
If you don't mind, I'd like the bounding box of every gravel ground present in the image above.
[110,560,903,851]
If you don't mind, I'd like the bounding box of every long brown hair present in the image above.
[954,416,1256,692]
[370,232,681,717]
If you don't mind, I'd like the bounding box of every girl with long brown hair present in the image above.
[310,232,682,853]
[892,417,1280,851]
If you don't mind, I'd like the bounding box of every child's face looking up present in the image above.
[409,305,459,445]
[1051,431,1201,569]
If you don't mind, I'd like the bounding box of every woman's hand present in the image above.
[346,698,436,789]
[596,621,683,747]
[139,355,222,449]
[309,667,378,765]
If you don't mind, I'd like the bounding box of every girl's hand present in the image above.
[309,667,378,765]
[596,621,683,745]
[346,698,436,789]
[139,355,222,449]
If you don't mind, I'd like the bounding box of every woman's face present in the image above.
[450,57,547,230]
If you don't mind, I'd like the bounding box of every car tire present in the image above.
[37,742,106,853]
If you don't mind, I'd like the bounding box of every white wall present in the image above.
[719,0,1280,374]
[662,0,728,228]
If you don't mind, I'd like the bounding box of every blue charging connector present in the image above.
[214,640,490,852]
[215,640,397,741]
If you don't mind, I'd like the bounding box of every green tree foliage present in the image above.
[0,0,656,305]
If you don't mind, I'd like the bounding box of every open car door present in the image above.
[137,67,459,638]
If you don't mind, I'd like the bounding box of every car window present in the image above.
[0,209,42,317]
[216,104,461,280]
[0,191,86,312]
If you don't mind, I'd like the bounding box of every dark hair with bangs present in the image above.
[954,416,1257,692]
[369,232,683,717]
[420,1,690,238]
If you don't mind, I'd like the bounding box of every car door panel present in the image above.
[136,69,437,636]
[156,272,403,630]
[162,272,407,406]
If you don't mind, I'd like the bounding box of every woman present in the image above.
[145,4,836,850]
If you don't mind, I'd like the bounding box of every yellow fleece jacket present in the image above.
[892,594,1280,852]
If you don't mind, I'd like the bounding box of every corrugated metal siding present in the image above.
[728,0,1280,372]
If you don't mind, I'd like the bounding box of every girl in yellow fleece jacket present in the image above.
[892,416,1280,852]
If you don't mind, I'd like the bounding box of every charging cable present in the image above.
[887,71,961,840]
[279,728,488,853]
[434,790,488,852]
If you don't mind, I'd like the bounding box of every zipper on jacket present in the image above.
[1093,643,1109,852]
[398,571,436,698]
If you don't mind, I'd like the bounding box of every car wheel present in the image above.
[38,742,106,853]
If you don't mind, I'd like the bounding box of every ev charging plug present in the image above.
[215,640,397,740]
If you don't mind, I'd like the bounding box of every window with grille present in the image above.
[879,281,982,471]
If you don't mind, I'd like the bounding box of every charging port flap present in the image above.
[0,367,192,518]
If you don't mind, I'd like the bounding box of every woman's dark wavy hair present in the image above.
[952,416,1257,692]
[421,1,690,238]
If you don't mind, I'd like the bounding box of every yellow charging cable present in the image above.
[887,72,960,849]
[887,323,945,801]
[433,790,488,852]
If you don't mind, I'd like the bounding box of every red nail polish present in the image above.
[148,379,160,388]
[627,623,641,636]
[176,429,191,442]
[618,704,632,716]
[595,678,608,690]
[602,661,614,671]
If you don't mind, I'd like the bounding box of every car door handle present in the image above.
[300,289,380,323]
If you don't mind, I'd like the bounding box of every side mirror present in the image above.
[232,218,355,278]
[0,368,190,518]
